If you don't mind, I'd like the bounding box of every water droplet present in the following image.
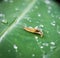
[40,46,44,49]
[37,42,42,45]
[34,26,38,29]
[32,54,35,57]
[42,43,49,46]
[48,10,51,13]
[40,24,44,28]
[50,42,55,45]
[42,53,48,58]
[14,44,18,49]
[35,5,38,9]
[51,20,56,26]
[35,36,38,39]
[9,0,13,3]
[50,42,56,51]
[57,25,60,34]
[26,17,32,22]
[35,36,38,42]
[38,13,41,17]
[59,17,60,19]
[51,14,54,17]
[2,19,8,24]
[50,46,56,51]
[13,44,18,52]
[0,13,5,17]
[28,26,33,28]
[8,50,11,52]
[4,0,8,2]
[15,8,19,11]
[45,0,51,4]
[46,30,49,33]
[48,6,52,10]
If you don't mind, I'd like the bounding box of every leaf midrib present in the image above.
[0,0,37,42]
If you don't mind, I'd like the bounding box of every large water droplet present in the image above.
[13,44,18,52]
[1,19,8,24]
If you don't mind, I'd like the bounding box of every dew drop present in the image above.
[40,24,44,28]
[32,54,35,57]
[50,46,56,51]
[40,46,44,49]
[8,50,11,52]
[50,42,56,51]
[13,44,18,52]
[50,42,55,45]
[9,0,13,3]
[48,6,52,10]
[45,0,51,4]
[59,17,60,19]
[46,31,49,33]
[38,13,41,17]
[35,36,38,42]
[57,25,60,34]
[48,10,51,13]
[51,20,56,26]
[42,53,48,58]
[1,19,8,24]
[4,0,8,2]
[0,13,5,17]
[28,26,33,28]
[14,44,18,49]
[51,14,54,17]
[35,5,38,9]
[34,26,38,29]
[37,42,42,45]
[42,43,49,46]
[15,8,19,11]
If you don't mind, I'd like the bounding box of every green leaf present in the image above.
[0,0,60,58]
